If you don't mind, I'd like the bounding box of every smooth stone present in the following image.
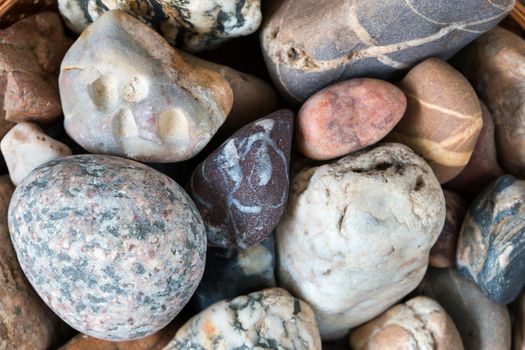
[0,12,72,125]
[387,58,482,183]
[429,189,468,268]
[189,109,293,249]
[58,0,261,52]
[514,290,525,350]
[349,296,464,350]
[419,268,511,350]
[1,122,72,185]
[452,26,525,178]
[165,288,322,350]
[260,0,514,104]
[296,78,406,160]
[446,101,504,196]
[456,175,525,304]
[0,176,59,350]
[277,143,445,340]
[190,233,276,311]
[59,10,233,163]
[8,155,206,340]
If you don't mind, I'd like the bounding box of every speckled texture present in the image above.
[277,143,445,340]
[189,109,293,249]
[58,0,261,52]
[59,10,233,163]
[165,288,322,350]
[457,175,525,304]
[8,155,207,341]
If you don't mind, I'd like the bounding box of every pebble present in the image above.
[8,155,206,340]
[349,296,464,350]
[58,0,261,52]
[456,175,525,304]
[419,268,511,350]
[0,12,72,125]
[59,10,233,163]
[387,58,483,183]
[190,234,276,311]
[276,143,445,340]
[164,288,322,350]
[514,290,525,350]
[260,0,514,103]
[296,79,406,160]
[429,189,468,268]
[189,109,293,249]
[0,176,59,350]
[452,26,525,178]
[1,122,72,185]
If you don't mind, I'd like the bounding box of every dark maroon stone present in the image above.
[188,109,294,249]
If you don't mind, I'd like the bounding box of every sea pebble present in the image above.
[513,290,525,350]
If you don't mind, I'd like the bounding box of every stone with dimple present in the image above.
[296,78,406,160]
[260,0,514,104]
[277,143,445,340]
[457,175,525,304]
[189,109,293,249]
[387,58,483,183]
[59,10,233,163]
[164,288,322,350]
[349,296,464,350]
[8,155,206,341]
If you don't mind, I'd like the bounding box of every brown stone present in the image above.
[0,12,72,125]
[429,189,468,268]
[296,79,406,160]
[349,296,464,350]
[387,58,482,184]
[452,26,525,178]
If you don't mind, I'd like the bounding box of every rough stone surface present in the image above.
[0,176,59,350]
[456,175,525,304]
[189,109,293,249]
[514,290,525,350]
[277,143,445,340]
[58,0,261,52]
[349,296,464,350]
[0,12,72,125]
[387,58,483,184]
[419,268,511,350]
[8,155,207,341]
[1,122,72,185]
[446,101,504,195]
[165,288,322,350]
[452,26,525,178]
[190,233,276,311]
[59,10,233,163]
[260,0,514,104]
[429,189,468,268]
[296,79,406,160]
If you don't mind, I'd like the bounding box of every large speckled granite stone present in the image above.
[8,155,207,341]
[457,175,525,304]
[189,109,293,249]
[277,143,445,340]
[165,288,322,350]
[260,0,514,104]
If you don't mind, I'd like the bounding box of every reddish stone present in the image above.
[296,78,406,161]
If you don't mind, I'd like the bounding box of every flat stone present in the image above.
[349,296,463,350]
[1,122,72,185]
[419,268,511,350]
[296,78,406,160]
[164,288,322,350]
[387,58,482,183]
[457,175,525,304]
[189,109,293,249]
[276,143,445,340]
[59,10,233,163]
[58,0,261,52]
[260,0,513,104]
[8,155,206,340]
